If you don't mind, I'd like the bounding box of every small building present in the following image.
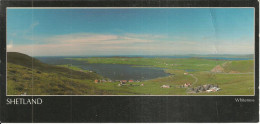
[184,72,188,75]
[206,87,221,92]
[188,84,220,93]
[184,83,191,88]
[128,80,134,83]
[161,85,170,88]
[94,79,99,83]
[120,80,127,84]
[140,84,144,86]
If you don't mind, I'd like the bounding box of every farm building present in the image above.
[206,87,221,92]
[128,80,134,83]
[184,83,191,87]
[120,80,128,84]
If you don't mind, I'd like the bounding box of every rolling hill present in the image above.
[211,60,254,73]
[7,52,110,95]
[7,52,101,80]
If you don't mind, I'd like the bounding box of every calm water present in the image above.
[36,57,170,80]
[36,56,253,80]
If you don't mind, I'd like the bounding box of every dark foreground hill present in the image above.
[7,52,117,95]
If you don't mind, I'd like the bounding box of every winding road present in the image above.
[189,74,198,85]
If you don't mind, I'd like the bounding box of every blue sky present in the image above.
[7,8,254,56]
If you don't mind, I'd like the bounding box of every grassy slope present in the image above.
[7,52,100,80]
[7,52,255,95]
[7,52,138,95]
[222,60,254,73]
[190,72,254,95]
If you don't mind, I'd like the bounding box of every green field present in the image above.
[7,52,254,95]
[67,57,254,95]
[68,57,226,71]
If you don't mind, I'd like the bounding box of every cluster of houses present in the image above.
[187,84,220,93]
[118,80,142,87]
[116,80,141,84]
[94,78,145,87]
[160,72,192,89]
[94,79,141,84]
[161,82,191,89]
[118,83,144,87]
[179,83,192,88]
[94,79,112,83]
[118,80,139,84]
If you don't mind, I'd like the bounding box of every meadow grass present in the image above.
[7,52,255,95]
[67,57,254,95]
[68,57,226,71]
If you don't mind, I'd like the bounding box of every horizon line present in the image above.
[6,52,255,57]
[32,54,255,57]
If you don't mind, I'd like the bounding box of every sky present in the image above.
[7,8,254,56]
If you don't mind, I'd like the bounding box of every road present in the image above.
[189,74,198,85]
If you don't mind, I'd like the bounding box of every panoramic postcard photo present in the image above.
[7,8,254,95]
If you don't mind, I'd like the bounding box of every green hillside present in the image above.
[7,52,255,95]
[222,60,254,73]
[7,52,101,80]
[7,52,116,95]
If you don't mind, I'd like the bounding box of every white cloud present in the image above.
[7,33,160,56]
[7,33,254,56]
[25,33,156,46]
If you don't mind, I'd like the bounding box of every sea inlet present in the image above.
[36,57,171,81]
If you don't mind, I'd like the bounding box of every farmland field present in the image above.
[7,52,254,95]
[67,57,254,95]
